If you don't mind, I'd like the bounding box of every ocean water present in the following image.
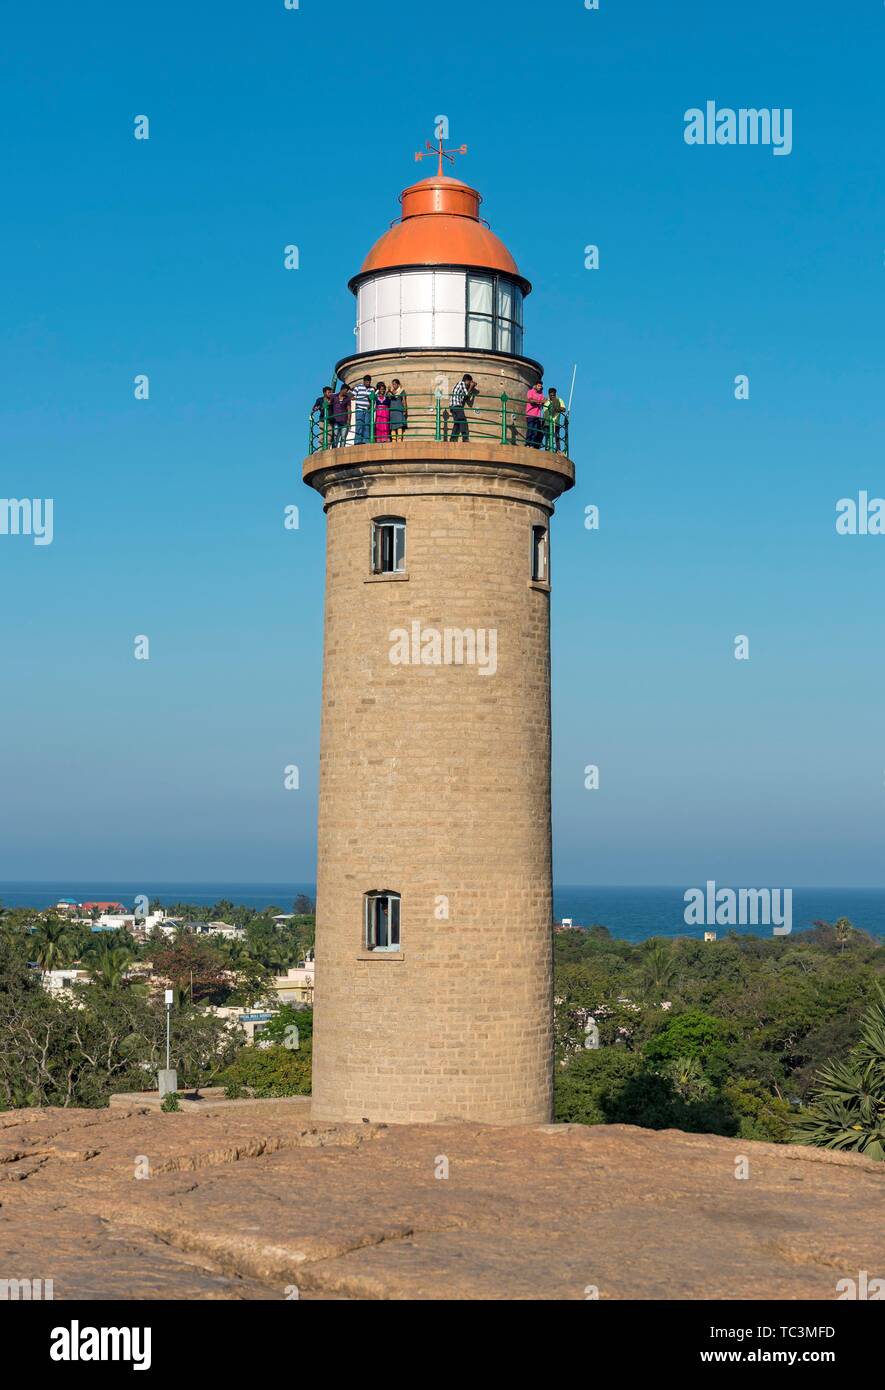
[2,882,883,943]
[552,885,885,943]
[0,883,316,913]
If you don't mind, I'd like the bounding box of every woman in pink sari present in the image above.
[374,382,391,442]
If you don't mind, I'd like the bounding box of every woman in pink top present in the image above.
[374,381,391,443]
[526,379,544,449]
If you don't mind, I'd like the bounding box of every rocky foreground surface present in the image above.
[1,1099,882,1300]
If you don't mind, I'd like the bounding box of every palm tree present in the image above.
[834,917,853,954]
[661,1055,710,1102]
[31,918,73,975]
[639,941,676,1003]
[65,921,92,960]
[264,940,291,974]
[222,939,250,969]
[84,941,133,990]
[793,988,885,1160]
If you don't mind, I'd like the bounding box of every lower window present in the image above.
[364,891,401,951]
[372,517,406,574]
[532,525,549,583]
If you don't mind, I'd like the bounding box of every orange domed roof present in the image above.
[356,174,526,285]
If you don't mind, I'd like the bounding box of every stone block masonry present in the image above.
[304,441,573,1125]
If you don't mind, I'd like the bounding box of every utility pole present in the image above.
[158,988,177,1098]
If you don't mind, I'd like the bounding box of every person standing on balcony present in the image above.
[450,374,477,443]
[313,385,335,448]
[388,379,408,442]
[374,382,391,443]
[543,386,567,451]
[351,373,373,445]
[525,378,545,449]
[332,383,351,447]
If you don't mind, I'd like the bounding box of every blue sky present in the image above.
[1,1,883,887]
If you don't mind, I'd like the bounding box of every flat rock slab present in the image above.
[0,1105,882,1300]
[108,1091,313,1114]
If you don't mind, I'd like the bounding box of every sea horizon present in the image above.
[3,880,883,944]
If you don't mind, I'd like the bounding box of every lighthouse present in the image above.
[303,133,574,1125]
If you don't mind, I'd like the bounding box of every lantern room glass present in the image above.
[356,270,524,355]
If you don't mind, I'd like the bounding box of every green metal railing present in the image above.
[307,392,569,457]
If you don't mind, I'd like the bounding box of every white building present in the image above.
[139,911,174,935]
[272,953,315,1006]
[41,968,91,996]
[211,1006,276,1043]
[95,913,136,932]
[204,921,246,940]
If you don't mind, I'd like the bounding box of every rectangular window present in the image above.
[365,892,401,951]
[468,276,494,314]
[467,274,494,351]
[372,518,406,574]
[532,525,549,583]
[497,280,514,320]
[467,315,493,349]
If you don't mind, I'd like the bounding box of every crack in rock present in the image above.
[152,1126,382,1173]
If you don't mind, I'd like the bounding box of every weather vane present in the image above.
[415,127,467,178]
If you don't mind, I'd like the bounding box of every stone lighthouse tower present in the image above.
[303,134,573,1125]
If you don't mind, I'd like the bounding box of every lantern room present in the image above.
[348,160,531,357]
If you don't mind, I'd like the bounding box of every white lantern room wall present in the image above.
[356,270,524,355]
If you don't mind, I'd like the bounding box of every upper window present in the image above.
[466,273,523,354]
[356,270,523,355]
[467,274,494,350]
[364,891,401,952]
[531,525,549,583]
[372,517,406,574]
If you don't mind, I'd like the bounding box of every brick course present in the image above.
[304,435,573,1124]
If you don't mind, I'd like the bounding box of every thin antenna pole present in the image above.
[567,364,577,414]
